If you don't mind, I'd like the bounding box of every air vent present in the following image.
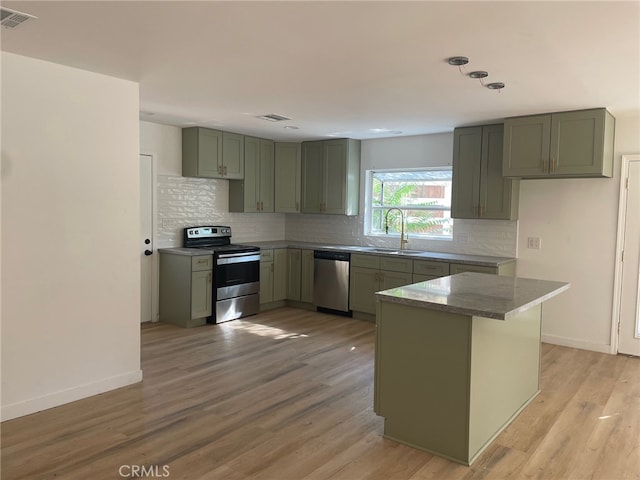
[1,7,37,29]
[256,114,291,122]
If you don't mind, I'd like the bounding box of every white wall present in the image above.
[1,53,142,420]
[286,133,518,257]
[517,114,640,353]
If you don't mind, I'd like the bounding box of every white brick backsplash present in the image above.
[157,174,516,256]
[285,214,517,257]
[156,175,285,247]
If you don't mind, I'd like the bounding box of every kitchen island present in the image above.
[374,272,569,466]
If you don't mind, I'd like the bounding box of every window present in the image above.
[366,168,453,238]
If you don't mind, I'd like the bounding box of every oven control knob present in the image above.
[144,250,153,256]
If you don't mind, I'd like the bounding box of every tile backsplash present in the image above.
[156,175,285,247]
[157,175,517,257]
[285,213,517,257]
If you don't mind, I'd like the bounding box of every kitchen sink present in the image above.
[359,247,424,255]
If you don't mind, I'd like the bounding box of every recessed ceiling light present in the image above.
[486,82,505,90]
[468,71,488,79]
[447,56,469,66]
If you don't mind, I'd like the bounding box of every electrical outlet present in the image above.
[527,237,541,249]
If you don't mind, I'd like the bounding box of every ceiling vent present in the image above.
[1,7,37,29]
[257,114,291,122]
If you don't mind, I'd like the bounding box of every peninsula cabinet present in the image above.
[301,138,360,215]
[452,124,519,220]
[274,142,302,213]
[183,128,245,179]
[229,137,274,213]
[159,252,213,328]
[503,108,615,178]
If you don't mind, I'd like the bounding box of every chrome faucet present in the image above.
[384,208,409,250]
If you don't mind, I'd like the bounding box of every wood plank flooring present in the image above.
[2,307,638,480]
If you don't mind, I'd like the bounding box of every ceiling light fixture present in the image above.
[447,56,469,66]
[257,113,291,122]
[486,82,505,91]
[468,71,488,79]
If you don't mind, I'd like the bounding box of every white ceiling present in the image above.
[2,1,639,141]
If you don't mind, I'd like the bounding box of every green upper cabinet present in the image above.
[221,132,245,179]
[182,127,223,178]
[229,137,274,213]
[183,127,245,179]
[503,108,615,178]
[301,138,360,215]
[452,124,519,220]
[274,142,301,213]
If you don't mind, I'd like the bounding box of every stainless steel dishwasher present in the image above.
[313,250,352,316]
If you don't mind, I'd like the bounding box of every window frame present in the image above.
[364,167,454,240]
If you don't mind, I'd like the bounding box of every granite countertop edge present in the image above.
[375,273,570,320]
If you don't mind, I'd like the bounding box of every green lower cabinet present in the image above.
[259,260,273,304]
[413,274,439,283]
[260,249,287,307]
[349,266,380,314]
[159,252,213,328]
[381,271,413,290]
[375,300,542,465]
[450,262,515,276]
[300,249,314,303]
[286,249,301,301]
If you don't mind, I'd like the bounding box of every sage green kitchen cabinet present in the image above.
[413,259,450,283]
[183,127,246,179]
[301,138,360,215]
[449,261,515,276]
[452,125,519,220]
[349,254,413,315]
[287,248,301,301]
[182,127,223,178]
[503,108,615,178]
[159,252,213,328]
[221,132,245,179]
[260,249,287,306]
[229,137,274,212]
[275,142,302,213]
[301,249,314,303]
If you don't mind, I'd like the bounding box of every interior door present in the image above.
[140,154,154,323]
[618,158,640,355]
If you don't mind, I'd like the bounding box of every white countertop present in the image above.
[375,272,570,320]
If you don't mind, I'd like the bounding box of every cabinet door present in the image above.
[274,142,301,213]
[503,115,551,177]
[190,270,212,319]
[413,274,440,283]
[287,249,301,301]
[550,109,606,176]
[260,261,273,304]
[243,136,260,212]
[222,132,245,179]
[381,270,413,290]
[259,139,275,212]
[196,128,223,178]
[273,249,288,302]
[301,249,314,303]
[451,127,482,219]
[324,139,348,214]
[301,141,324,213]
[480,125,519,220]
[349,267,379,314]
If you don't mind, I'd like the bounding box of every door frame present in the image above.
[140,152,159,322]
[611,154,640,353]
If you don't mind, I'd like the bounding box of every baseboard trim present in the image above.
[1,369,143,422]
[541,334,611,354]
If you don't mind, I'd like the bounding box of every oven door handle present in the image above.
[216,253,261,265]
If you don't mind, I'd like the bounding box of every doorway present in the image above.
[614,154,640,355]
[140,154,156,323]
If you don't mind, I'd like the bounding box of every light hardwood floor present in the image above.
[2,307,638,480]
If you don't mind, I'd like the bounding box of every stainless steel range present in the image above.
[184,226,260,323]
